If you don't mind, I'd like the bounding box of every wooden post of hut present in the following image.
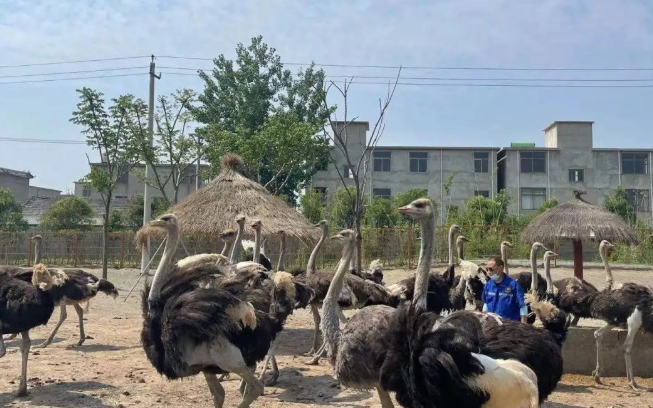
[572,240,583,280]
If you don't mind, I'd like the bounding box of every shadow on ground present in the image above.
[0,380,115,408]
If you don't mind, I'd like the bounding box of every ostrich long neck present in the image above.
[544,257,553,294]
[276,234,286,271]
[230,222,245,264]
[148,227,180,303]
[306,226,328,275]
[221,240,232,257]
[501,245,509,274]
[413,212,436,312]
[321,239,355,365]
[253,227,261,262]
[34,240,41,264]
[530,245,539,292]
[447,226,456,266]
[456,240,464,264]
[601,247,614,290]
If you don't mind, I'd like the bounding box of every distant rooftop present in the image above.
[543,121,594,132]
[0,167,33,179]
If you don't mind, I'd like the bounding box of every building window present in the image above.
[316,160,328,171]
[373,188,391,200]
[314,187,327,202]
[521,188,546,210]
[117,172,129,184]
[474,152,489,173]
[520,151,546,173]
[82,185,91,198]
[626,189,650,212]
[474,190,490,198]
[622,152,649,175]
[409,152,428,173]
[373,151,391,172]
[569,169,584,182]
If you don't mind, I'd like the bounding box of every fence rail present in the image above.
[1,225,652,269]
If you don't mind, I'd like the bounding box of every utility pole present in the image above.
[141,55,161,278]
[195,134,203,191]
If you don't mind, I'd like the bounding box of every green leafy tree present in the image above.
[71,88,140,277]
[129,89,205,206]
[364,197,399,228]
[107,210,127,232]
[300,189,326,224]
[126,195,168,230]
[603,186,636,225]
[451,190,510,226]
[40,197,94,231]
[537,196,559,214]
[0,188,28,231]
[330,187,357,229]
[196,36,333,204]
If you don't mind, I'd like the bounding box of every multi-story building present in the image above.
[74,163,210,203]
[0,167,33,203]
[312,121,653,225]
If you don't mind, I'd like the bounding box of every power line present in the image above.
[0,56,150,69]
[0,66,148,79]
[158,72,653,88]
[157,56,653,71]
[0,73,147,85]
[0,137,86,144]
[158,66,653,82]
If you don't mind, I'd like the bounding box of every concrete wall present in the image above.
[562,326,653,377]
[29,186,61,198]
[0,173,29,203]
[74,164,210,203]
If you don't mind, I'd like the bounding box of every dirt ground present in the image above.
[2,265,653,408]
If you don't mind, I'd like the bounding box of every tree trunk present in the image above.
[102,195,111,279]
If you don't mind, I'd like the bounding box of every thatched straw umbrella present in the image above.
[521,190,640,279]
[136,153,318,250]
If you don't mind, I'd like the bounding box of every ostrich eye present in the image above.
[414,203,424,208]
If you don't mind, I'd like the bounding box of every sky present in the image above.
[1,0,653,193]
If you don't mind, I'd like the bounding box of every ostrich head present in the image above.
[330,229,355,242]
[235,214,246,226]
[32,235,43,242]
[149,213,178,231]
[270,271,296,319]
[450,224,462,235]
[543,250,559,262]
[599,240,615,257]
[251,219,262,231]
[501,241,513,249]
[532,242,548,252]
[314,219,329,233]
[398,198,434,220]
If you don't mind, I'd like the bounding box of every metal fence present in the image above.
[1,225,652,269]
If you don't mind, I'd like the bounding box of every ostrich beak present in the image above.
[398,205,416,215]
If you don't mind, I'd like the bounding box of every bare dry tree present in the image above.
[319,69,402,273]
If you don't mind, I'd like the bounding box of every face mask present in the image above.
[490,274,501,282]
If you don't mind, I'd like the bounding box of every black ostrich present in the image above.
[141,213,296,407]
[562,240,653,390]
[6,235,119,347]
[0,263,66,396]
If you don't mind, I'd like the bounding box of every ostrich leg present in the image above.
[15,331,30,397]
[73,303,87,346]
[203,372,226,408]
[304,305,321,355]
[375,386,395,408]
[36,304,67,348]
[0,323,5,358]
[624,308,646,391]
[592,323,613,384]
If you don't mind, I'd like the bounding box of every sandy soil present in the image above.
[1,265,653,408]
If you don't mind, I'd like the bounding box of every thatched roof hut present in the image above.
[136,154,318,246]
[521,190,640,279]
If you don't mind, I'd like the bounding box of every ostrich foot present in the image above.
[33,342,51,349]
[629,380,651,392]
[75,337,86,347]
[592,370,604,385]
[262,371,279,387]
[304,355,320,365]
[303,348,316,356]
[218,373,231,381]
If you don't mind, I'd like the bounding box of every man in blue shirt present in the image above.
[482,256,528,322]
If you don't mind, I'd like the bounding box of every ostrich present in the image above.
[513,242,548,296]
[378,199,540,408]
[293,220,399,362]
[229,214,246,264]
[242,219,272,271]
[219,229,237,257]
[6,235,119,347]
[0,264,67,396]
[450,235,487,311]
[276,230,286,272]
[386,224,462,312]
[501,241,513,274]
[561,239,653,390]
[456,234,470,264]
[141,213,299,408]
[550,247,598,327]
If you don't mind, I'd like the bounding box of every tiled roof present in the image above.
[0,167,34,179]
[22,195,131,219]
